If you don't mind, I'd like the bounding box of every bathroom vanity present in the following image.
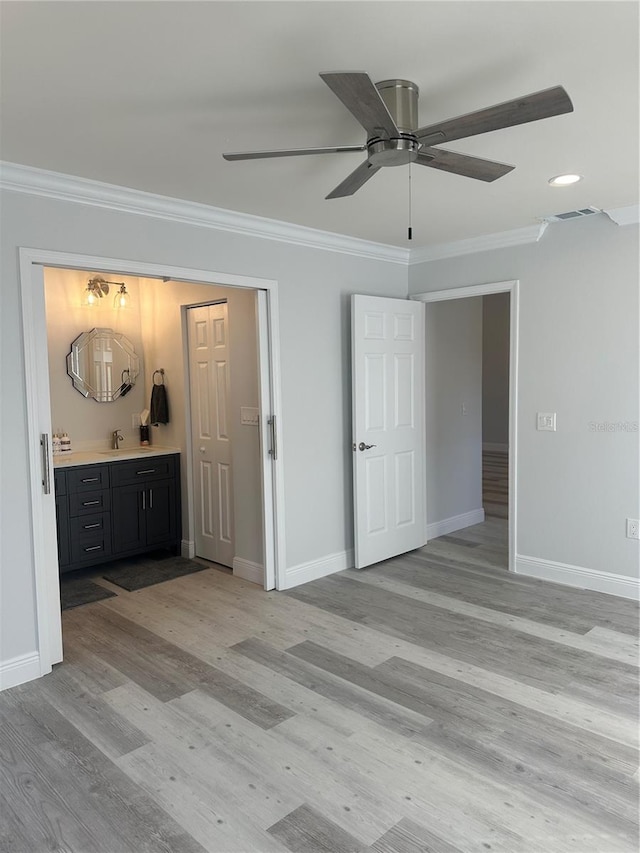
[54,448,181,573]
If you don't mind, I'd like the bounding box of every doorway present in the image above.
[481,293,510,538]
[18,248,285,679]
[185,295,265,580]
[412,280,518,571]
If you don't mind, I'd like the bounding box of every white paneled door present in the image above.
[188,303,234,567]
[352,294,427,568]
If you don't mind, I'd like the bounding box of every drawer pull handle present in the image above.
[81,477,99,483]
[84,545,102,552]
[83,500,101,506]
[83,523,101,529]
[136,469,156,475]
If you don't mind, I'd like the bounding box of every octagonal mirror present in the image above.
[67,327,140,402]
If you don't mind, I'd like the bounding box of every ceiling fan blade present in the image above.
[416,148,515,182]
[326,160,381,199]
[416,86,573,145]
[223,144,365,161]
[320,72,399,139]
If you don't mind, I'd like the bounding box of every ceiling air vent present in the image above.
[542,206,601,223]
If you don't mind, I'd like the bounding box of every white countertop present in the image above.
[53,446,181,468]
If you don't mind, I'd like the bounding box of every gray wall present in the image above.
[482,292,510,448]
[410,214,640,578]
[0,189,407,664]
[425,297,483,526]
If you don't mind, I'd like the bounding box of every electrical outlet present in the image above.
[626,518,640,540]
[461,403,467,416]
[132,413,141,428]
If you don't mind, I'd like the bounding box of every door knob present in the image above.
[358,442,377,451]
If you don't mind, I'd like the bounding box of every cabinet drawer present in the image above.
[70,529,112,564]
[54,469,67,496]
[68,465,110,493]
[110,455,176,486]
[69,489,110,516]
[71,513,110,538]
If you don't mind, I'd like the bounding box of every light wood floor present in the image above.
[2,520,638,853]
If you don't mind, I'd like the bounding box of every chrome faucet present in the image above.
[112,429,124,450]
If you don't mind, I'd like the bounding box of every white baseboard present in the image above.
[515,554,640,601]
[181,539,195,559]
[0,652,42,691]
[482,442,509,453]
[284,549,354,590]
[427,508,485,540]
[233,558,264,586]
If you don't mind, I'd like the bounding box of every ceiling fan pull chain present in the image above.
[408,163,413,241]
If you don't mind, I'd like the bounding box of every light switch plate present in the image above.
[537,412,556,431]
[240,406,259,426]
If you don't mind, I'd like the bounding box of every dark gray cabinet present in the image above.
[112,478,177,554]
[54,453,181,574]
[54,470,70,570]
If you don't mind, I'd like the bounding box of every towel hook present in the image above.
[153,369,165,385]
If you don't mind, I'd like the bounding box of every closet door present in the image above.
[188,303,234,568]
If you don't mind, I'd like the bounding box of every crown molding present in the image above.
[0,161,410,266]
[602,204,640,227]
[408,222,548,265]
[10,161,623,267]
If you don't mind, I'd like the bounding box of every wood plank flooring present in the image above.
[1,520,638,853]
[483,450,508,519]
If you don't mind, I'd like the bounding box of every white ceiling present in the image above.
[1,1,638,248]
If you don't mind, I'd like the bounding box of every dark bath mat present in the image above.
[60,578,116,611]
[103,556,208,591]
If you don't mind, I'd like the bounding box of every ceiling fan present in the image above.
[223,72,573,199]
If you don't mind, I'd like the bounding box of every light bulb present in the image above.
[548,174,582,186]
[114,284,130,308]
[86,288,97,306]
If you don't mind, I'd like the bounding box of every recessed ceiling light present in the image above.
[548,174,583,186]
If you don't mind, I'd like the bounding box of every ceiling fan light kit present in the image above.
[223,71,574,200]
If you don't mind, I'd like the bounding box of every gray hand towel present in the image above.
[150,383,169,425]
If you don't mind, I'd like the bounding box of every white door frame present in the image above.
[411,280,518,572]
[18,247,286,677]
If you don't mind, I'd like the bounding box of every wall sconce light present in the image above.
[113,283,130,309]
[85,276,130,308]
[85,276,110,306]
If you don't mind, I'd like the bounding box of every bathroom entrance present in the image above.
[19,248,284,677]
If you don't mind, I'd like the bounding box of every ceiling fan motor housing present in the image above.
[368,79,421,166]
[376,79,419,133]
